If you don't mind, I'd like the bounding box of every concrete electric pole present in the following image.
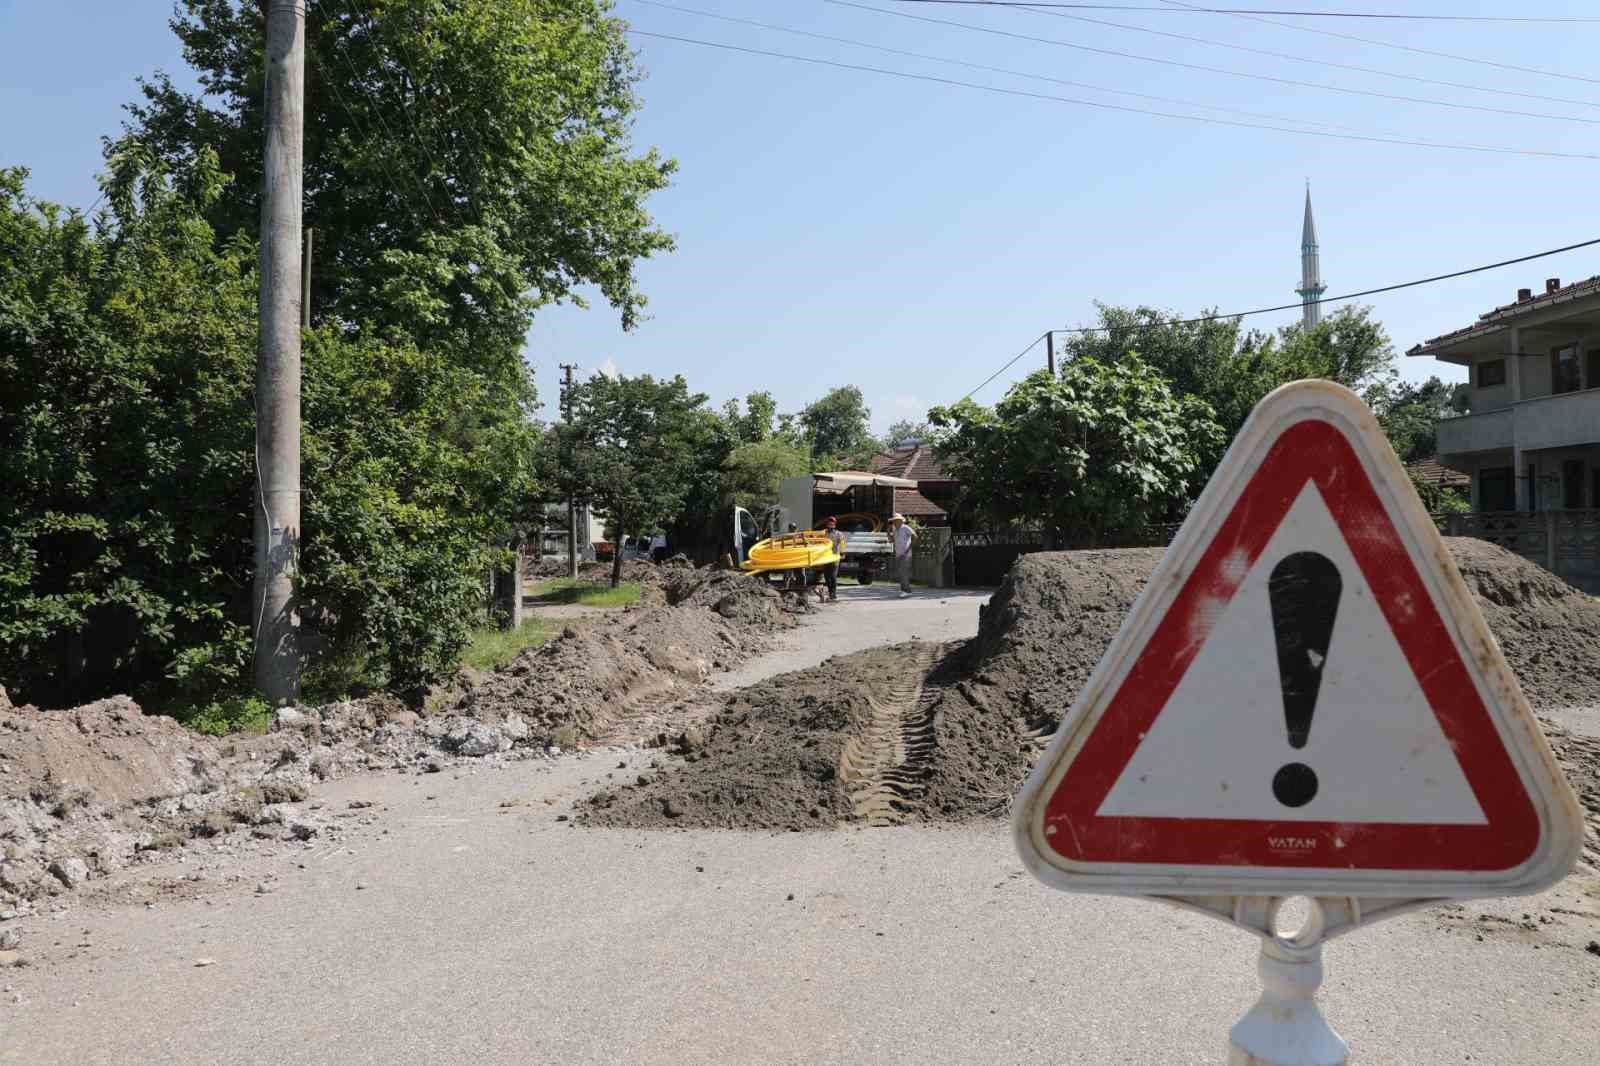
[560,363,579,580]
[253,0,306,705]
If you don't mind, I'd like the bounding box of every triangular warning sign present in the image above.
[1013,381,1582,898]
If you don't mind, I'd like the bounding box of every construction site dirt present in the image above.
[577,541,1600,881]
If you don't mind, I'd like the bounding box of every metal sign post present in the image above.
[1013,381,1583,1065]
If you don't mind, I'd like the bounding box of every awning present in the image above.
[811,470,918,490]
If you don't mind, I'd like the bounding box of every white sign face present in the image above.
[1098,482,1484,827]
[1012,380,1583,898]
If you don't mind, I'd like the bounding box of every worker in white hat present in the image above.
[887,513,916,598]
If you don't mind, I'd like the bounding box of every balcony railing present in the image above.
[1435,407,1512,456]
[1511,387,1600,451]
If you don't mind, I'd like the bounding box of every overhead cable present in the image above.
[962,236,1600,398]
[633,0,1376,134]
[886,1,1600,22]
[1155,0,1600,89]
[1017,3,1600,110]
[627,29,1600,159]
[828,1,1600,126]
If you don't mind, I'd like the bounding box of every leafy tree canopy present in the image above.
[544,373,713,585]
[721,390,779,445]
[798,385,875,468]
[1051,304,1404,476]
[1366,375,1467,463]
[883,419,932,448]
[928,358,1222,545]
[127,0,675,364]
[0,156,535,706]
[722,439,811,512]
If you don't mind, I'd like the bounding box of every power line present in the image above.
[627,29,1600,159]
[831,1,1600,126]
[963,332,1049,401]
[963,236,1600,397]
[886,2,1600,22]
[1157,0,1600,90]
[1017,3,1600,112]
[324,1,444,223]
[632,0,1378,134]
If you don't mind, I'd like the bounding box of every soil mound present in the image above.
[1445,539,1600,710]
[461,600,787,742]
[0,579,794,903]
[579,644,940,829]
[661,567,791,625]
[579,538,1600,834]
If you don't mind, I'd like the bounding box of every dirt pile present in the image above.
[579,644,940,829]
[1543,723,1600,875]
[661,567,792,625]
[1446,539,1600,709]
[0,574,794,904]
[0,692,375,904]
[527,558,662,585]
[461,597,788,743]
[579,539,1600,833]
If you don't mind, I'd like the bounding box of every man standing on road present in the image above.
[889,513,916,598]
[821,515,847,602]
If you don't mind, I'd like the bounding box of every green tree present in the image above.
[798,385,875,467]
[126,0,675,363]
[1052,305,1276,447]
[928,358,1222,546]
[1272,306,1397,402]
[547,374,710,585]
[0,155,537,708]
[1055,304,1400,480]
[1366,375,1463,463]
[883,419,932,447]
[721,390,779,445]
[722,439,811,510]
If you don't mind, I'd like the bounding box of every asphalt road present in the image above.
[3,588,1597,1064]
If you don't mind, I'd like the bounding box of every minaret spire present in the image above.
[1296,182,1326,330]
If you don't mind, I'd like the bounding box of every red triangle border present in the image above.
[1041,418,1540,872]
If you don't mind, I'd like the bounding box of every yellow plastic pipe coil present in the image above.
[740,530,841,575]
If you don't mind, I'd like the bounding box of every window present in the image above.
[1588,346,1600,391]
[1475,359,1506,387]
[1528,463,1538,512]
[1479,467,1514,512]
[1552,344,1581,394]
[1593,469,1600,509]
[1563,460,1585,509]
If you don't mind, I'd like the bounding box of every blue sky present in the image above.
[5,1,1599,430]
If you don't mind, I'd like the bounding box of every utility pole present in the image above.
[1046,331,1055,376]
[254,0,305,705]
[562,364,581,580]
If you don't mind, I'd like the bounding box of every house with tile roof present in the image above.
[1407,274,1600,513]
[868,441,961,526]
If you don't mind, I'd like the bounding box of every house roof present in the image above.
[1406,456,1469,490]
[893,487,948,519]
[869,444,950,482]
[1408,274,1600,356]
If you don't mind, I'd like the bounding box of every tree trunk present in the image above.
[611,518,625,588]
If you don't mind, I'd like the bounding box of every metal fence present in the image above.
[1437,509,1600,593]
[944,525,1186,586]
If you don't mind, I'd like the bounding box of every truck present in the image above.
[730,471,916,584]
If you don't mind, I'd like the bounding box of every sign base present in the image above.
[1229,938,1345,1066]
[1156,894,1432,1065]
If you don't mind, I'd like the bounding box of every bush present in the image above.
[0,155,537,708]
[170,693,273,737]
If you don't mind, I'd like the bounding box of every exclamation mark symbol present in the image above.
[1267,551,1342,808]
